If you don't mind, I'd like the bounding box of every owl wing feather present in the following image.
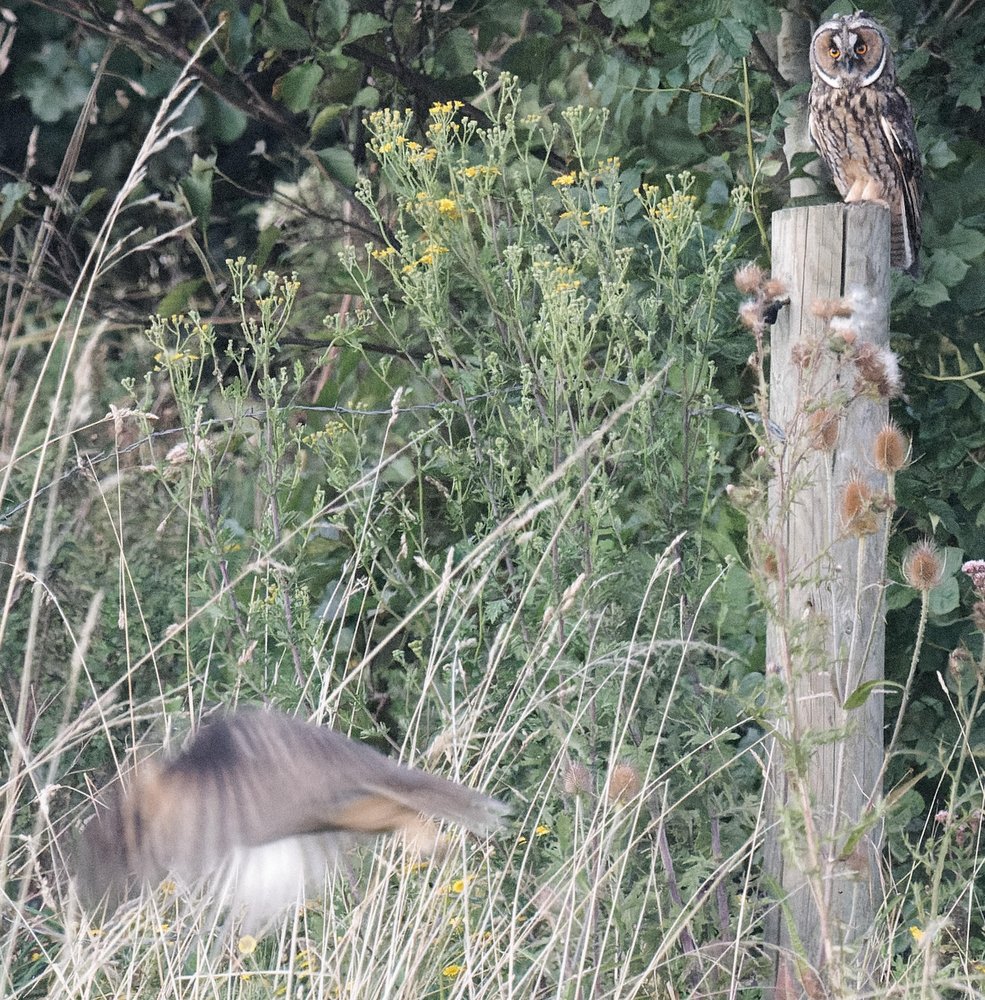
[878,86,922,273]
[76,710,509,916]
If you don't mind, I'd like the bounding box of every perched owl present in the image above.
[75,709,508,926]
[808,11,922,275]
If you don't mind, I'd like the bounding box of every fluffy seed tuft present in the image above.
[854,343,904,399]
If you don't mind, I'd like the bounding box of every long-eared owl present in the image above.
[808,11,922,275]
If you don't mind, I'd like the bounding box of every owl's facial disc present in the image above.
[851,28,889,86]
[812,21,888,89]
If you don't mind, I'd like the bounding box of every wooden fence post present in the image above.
[763,202,891,997]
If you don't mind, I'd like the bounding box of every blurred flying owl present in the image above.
[76,709,508,927]
[808,11,922,275]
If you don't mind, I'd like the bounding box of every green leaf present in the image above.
[156,278,206,316]
[844,678,902,711]
[222,7,255,71]
[255,225,281,270]
[927,575,960,617]
[352,85,380,109]
[924,139,957,170]
[434,27,477,77]
[0,181,33,233]
[939,224,985,261]
[76,187,107,219]
[597,0,649,28]
[17,43,91,123]
[681,24,719,78]
[311,104,348,138]
[179,155,214,233]
[257,0,311,50]
[718,18,752,58]
[200,92,249,143]
[885,581,916,612]
[928,249,970,289]
[345,12,386,42]
[317,0,350,38]
[274,64,325,113]
[913,278,949,307]
[957,85,983,111]
[314,147,357,187]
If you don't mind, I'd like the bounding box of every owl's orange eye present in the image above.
[855,42,868,55]
[829,46,841,59]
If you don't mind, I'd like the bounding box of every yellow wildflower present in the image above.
[552,172,577,188]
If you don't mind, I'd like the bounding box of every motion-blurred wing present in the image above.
[76,709,508,923]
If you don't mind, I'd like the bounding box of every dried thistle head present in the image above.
[873,421,910,473]
[734,262,766,295]
[562,760,594,797]
[761,547,779,579]
[903,539,944,591]
[807,408,840,451]
[763,277,787,302]
[811,297,854,321]
[948,646,974,687]
[790,338,823,368]
[840,474,878,536]
[606,762,642,805]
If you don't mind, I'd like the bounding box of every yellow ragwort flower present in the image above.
[430,100,463,115]
[442,964,464,978]
[552,172,577,188]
